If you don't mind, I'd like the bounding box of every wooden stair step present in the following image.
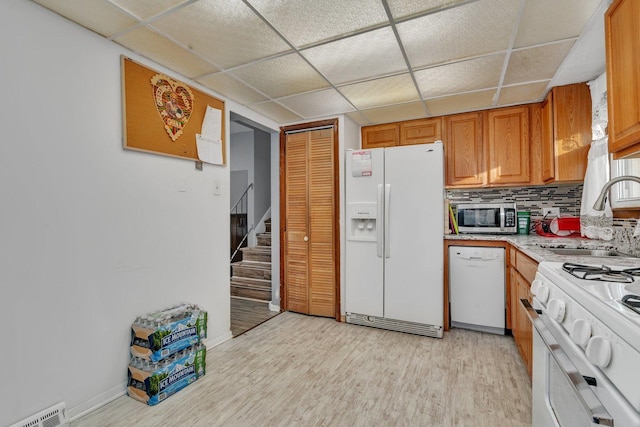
[257,233,271,247]
[240,247,271,262]
[231,261,271,280]
[230,277,271,301]
[230,286,271,301]
[231,276,271,289]
[264,219,271,233]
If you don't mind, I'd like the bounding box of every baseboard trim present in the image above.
[202,330,233,349]
[67,384,126,423]
[268,302,280,312]
[67,330,233,423]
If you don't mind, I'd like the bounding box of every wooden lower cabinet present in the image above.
[509,245,536,378]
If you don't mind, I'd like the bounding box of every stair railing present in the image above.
[230,183,253,261]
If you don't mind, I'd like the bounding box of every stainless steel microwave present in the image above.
[455,202,517,234]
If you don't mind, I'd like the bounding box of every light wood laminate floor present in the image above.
[72,313,531,426]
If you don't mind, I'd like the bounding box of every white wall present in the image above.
[0,2,282,424]
[230,130,255,240]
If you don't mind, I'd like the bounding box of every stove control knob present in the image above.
[530,279,542,296]
[570,319,591,347]
[547,299,566,322]
[586,336,612,368]
[536,284,550,303]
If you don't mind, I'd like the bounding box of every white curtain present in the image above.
[580,72,613,240]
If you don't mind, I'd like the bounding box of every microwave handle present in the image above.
[499,207,505,232]
[521,299,614,427]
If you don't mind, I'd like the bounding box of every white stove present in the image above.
[538,262,640,355]
[530,261,640,426]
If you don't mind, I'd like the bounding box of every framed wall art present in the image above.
[121,56,226,165]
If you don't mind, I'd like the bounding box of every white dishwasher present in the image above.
[449,246,505,335]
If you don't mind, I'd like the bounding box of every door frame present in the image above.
[279,118,341,321]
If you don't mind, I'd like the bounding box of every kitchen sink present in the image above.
[544,247,635,257]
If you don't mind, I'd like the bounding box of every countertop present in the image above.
[445,233,640,267]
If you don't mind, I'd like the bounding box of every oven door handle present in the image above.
[521,299,614,427]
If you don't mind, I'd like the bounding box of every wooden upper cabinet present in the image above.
[486,106,530,185]
[362,117,442,149]
[399,117,442,145]
[361,123,399,149]
[552,83,592,181]
[606,0,640,158]
[540,92,555,182]
[444,112,484,187]
[539,83,592,183]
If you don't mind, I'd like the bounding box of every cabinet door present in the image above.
[541,91,555,182]
[487,106,530,185]
[515,271,532,379]
[553,84,592,181]
[399,117,442,145]
[361,123,399,149]
[606,0,640,157]
[444,112,484,187]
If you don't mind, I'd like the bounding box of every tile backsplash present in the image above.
[446,184,640,256]
[446,184,583,218]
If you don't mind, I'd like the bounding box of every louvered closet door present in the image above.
[283,128,336,317]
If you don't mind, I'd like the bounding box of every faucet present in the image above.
[593,175,640,210]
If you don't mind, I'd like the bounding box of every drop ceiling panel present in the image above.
[108,0,191,21]
[414,54,505,98]
[114,27,218,78]
[34,0,139,37]
[30,0,610,127]
[514,0,601,48]
[387,0,474,20]
[301,27,407,85]
[150,0,291,69]
[497,81,549,106]
[504,40,575,85]
[196,73,269,105]
[250,101,303,123]
[398,0,520,69]
[247,0,388,48]
[359,101,427,124]
[278,89,355,119]
[345,111,370,126]
[229,54,329,99]
[425,90,496,116]
[339,74,420,110]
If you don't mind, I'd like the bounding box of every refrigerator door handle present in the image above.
[384,184,391,258]
[377,184,383,258]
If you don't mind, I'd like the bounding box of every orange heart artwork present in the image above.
[151,74,195,142]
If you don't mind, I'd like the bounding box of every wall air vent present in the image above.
[9,402,68,427]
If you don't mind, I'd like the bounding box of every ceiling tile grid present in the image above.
[228,53,330,99]
[278,88,356,118]
[246,0,389,48]
[414,54,505,99]
[114,26,219,78]
[32,0,611,125]
[149,0,292,69]
[300,27,408,85]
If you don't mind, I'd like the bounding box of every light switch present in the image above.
[214,181,221,196]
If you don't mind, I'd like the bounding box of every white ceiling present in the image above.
[32,0,610,126]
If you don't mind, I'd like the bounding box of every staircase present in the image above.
[230,219,272,302]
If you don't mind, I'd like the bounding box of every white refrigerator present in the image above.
[345,143,444,338]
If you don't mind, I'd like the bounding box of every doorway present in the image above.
[229,114,279,336]
[280,119,340,320]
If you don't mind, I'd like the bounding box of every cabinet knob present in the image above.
[304,236,309,242]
